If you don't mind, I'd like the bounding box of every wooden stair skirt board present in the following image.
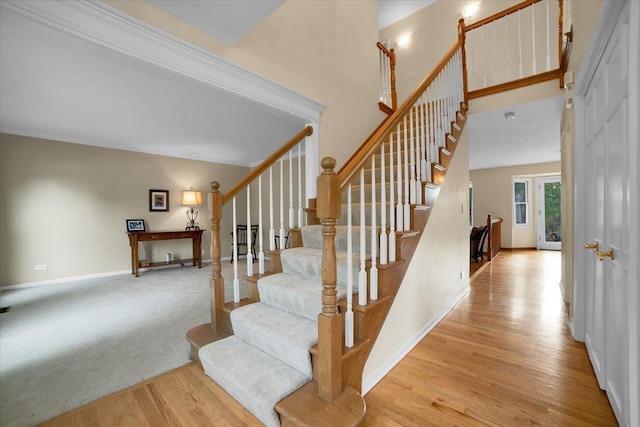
[187,99,467,426]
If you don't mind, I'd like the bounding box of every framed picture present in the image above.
[126,219,146,232]
[149,189,169,212]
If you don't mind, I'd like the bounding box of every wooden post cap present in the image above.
[210,181,220,192]
[321,157,336,174]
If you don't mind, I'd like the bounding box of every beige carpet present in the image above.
[0,259,252,427]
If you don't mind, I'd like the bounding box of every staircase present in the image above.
[187,24,469,427]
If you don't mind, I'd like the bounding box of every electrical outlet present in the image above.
[35,264,47,271]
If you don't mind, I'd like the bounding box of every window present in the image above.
[513,178,531,228]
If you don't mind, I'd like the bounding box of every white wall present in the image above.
[363,125,470,392]
[105,0,384,170]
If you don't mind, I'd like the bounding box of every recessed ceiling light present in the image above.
[504,111,516,120]
[397,35,411,48]
[462,3,480,19]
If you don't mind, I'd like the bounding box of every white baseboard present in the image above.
[1,259,216,291]
[361,285,471,395]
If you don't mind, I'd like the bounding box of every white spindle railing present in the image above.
[232,197,239,302]
[463,0,560,92]
[246,184,253,277]
[223,127,312,308]
[258,175,265,274]
[377,41,396,110]
[339,47,464,347]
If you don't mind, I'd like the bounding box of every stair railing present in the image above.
[377,41,397,113]
[462,0,571,99]
[316,22,467,401]
[209,126,313,335]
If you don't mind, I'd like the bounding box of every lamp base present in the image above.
[185,225,200,231]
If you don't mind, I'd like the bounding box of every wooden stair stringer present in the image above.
[332,104,467,395]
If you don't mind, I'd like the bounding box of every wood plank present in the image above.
[40,252,616,427]
[361,250,616,426]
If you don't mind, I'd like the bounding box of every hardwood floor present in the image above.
[40,250,616,426]
[363,250,616,426]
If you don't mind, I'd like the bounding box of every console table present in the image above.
[127,230,204,277]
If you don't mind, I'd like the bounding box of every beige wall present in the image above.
[364,125,470,389]
[104,0,384,170]
[0,134,248,286]
[379,1,556,101]
[470,162,561,249]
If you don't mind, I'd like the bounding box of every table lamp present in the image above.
[181,188,203,230]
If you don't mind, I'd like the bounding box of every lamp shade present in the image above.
[181,189,203,206]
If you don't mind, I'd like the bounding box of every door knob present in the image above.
[583,242,599,250]
[596,249,614,261]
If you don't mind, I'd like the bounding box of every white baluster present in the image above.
[232,196,239,303]
[518,9,524,78]
[481,24,487,87]
[470,30,476,89]
[420,96,428,186]
[297,143,303,227]
[380,143,387,265]
[269,166,275,251]
[546,0,551,71]
[258,175,265,274]
[505,15,511,81]
[427,85,434,182]
[409,106,417,204]
[358,169,367,306]
[345,183,354,348]
[403,115,410,230]
[370,156,378,301]
[417,100,424,203]
[389,135,396,263]
[288,150,294,229]
[246,184,253,277]
[378,49,384,102]
[279,157,285,250]
[396,122,404,232]
[493,20,499,84]
[532,2,537,74]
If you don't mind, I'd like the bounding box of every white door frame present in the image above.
[572,1,639,425]
[536,176,562,251]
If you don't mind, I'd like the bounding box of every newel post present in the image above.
[210,181,226,334]
[316,157,342,401]
[390,48,398,111]
[458,18,469,104]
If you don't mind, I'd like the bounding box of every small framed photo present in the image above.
[149,189,169,212]
[126,219,146,232]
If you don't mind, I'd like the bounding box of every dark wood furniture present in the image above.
[127,230,204,277]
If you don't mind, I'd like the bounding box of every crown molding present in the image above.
[1,0,325,122]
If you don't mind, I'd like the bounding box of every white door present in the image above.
[580,3,632,425]
[537,176,561,251]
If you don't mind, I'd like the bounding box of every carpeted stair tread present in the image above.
[199,335,311,427]
[230,302,317,376]
[301,225,373,254]
[280,247,360,287]
[258,272,356,322]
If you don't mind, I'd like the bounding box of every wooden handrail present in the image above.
[222,126,313,205]
[376,41,392,57]
[338,39,463,190]
[464,0,541,32]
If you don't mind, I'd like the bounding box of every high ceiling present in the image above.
[0,0,561,170]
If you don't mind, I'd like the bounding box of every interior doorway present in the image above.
[537,176,561,251]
